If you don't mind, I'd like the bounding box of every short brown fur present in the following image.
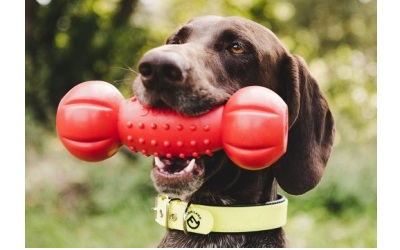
[133,15,335,248]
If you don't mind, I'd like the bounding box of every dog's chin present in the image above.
[151,156,206,199]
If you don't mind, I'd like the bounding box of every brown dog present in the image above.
[133,15,335,247]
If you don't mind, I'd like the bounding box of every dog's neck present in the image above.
[158,226,287,248]
[153,151,286,247]
[156,167,288,248]
[190,165,279,206]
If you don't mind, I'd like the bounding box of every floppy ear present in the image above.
[273,54,335,195]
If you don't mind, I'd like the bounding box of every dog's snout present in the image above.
[138,50,188,89]
[139,62,183,82]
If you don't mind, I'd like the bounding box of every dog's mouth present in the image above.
[151,155,207,198]
[153,156,204,176]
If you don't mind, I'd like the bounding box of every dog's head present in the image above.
[133,16,335,204]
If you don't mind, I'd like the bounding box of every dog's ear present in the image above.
[273,54,335,195]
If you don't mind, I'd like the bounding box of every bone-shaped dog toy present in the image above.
[56,81,288,170]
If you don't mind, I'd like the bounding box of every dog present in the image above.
[132,15,335,248]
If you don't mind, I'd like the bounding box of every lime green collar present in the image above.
[153,194,288,235]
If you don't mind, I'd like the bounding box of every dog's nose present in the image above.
[138,49,188,89]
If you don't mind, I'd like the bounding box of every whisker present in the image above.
[125,64,139,75]
[112,63,139,75]
[113,78,134,86]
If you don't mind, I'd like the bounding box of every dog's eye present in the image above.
[228,43,245,54]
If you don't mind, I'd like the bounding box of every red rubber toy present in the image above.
[56,81,288,170]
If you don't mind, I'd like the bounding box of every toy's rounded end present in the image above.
[56,81,124,162]
[222,86,288,170]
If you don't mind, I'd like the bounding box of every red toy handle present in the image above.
[56,81,288,170]
[118,97,223,159]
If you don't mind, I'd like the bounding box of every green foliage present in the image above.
[26,129,164,247]
[25,0,376,247]
[26,0,146,123]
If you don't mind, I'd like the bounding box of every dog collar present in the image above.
[153,194,288,235]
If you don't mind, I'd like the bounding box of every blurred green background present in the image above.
[25,0,377,247]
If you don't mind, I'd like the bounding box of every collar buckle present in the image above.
[153,196,180,231]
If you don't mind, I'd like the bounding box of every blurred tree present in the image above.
[26,0,146,125]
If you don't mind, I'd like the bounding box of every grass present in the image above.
[25,119,377,248]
